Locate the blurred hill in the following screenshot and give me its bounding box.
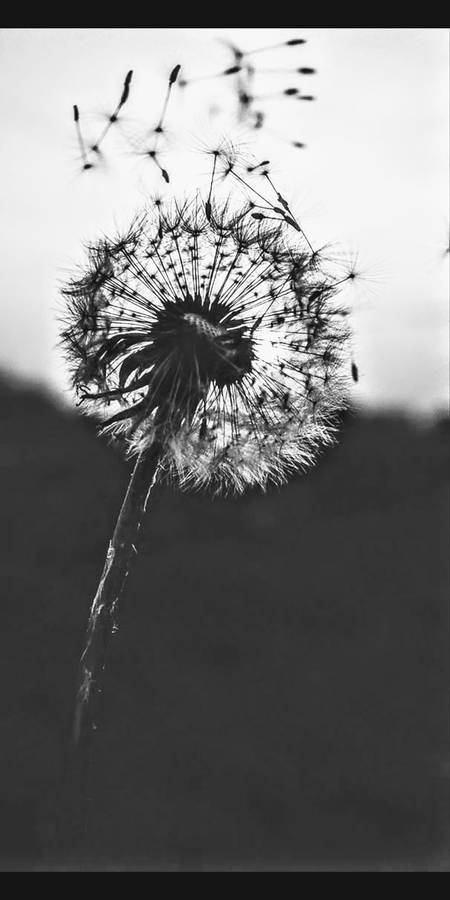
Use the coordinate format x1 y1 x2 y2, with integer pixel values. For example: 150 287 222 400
0 373 448 871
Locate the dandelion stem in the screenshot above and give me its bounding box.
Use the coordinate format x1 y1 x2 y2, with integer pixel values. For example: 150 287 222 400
53 441 163 864
73 441 163 749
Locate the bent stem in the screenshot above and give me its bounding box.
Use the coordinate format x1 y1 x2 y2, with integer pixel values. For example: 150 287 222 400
53 442 163 864
74 441 163 749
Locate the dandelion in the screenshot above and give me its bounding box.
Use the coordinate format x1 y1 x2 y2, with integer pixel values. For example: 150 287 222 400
59 185 354 834
62 197 351 494
60 33 361 863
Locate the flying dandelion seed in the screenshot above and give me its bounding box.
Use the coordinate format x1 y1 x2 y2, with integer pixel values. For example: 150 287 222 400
73 70 134 173
69 34 318 189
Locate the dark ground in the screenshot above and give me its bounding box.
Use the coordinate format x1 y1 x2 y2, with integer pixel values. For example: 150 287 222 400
0 373 448 871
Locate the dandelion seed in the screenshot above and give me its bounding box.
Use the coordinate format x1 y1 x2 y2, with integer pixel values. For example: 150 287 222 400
73 104 93 171
179 64 242 86
243 38 307 56
242 87 302 103
119 69 134 107
255 66 317 76
169 64 181 85
155 63 181 134
88 69 135 160
134 63 181 184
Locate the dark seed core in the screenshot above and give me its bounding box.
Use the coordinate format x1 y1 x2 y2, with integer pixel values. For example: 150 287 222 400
150 293 254 393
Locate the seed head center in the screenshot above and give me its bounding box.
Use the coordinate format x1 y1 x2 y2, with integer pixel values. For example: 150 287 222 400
183 312 225 341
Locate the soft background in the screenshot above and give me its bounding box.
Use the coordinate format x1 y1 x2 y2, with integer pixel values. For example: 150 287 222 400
0 28 448 871
0 26 448 414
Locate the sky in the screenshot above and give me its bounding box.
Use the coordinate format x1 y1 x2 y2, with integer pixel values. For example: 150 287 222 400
0 27 448 415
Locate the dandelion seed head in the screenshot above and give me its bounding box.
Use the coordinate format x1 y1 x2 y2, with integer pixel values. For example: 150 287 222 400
61 196 352 492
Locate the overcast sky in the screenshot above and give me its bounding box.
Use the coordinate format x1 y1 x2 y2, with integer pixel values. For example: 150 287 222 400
0 28 448 415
